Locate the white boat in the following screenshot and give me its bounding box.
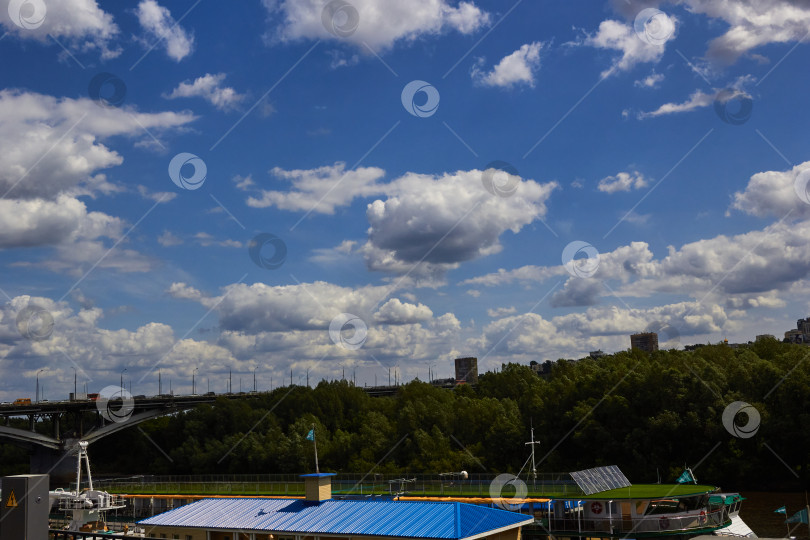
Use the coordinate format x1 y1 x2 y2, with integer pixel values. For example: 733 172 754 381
712 493 757 538
50 440 145 536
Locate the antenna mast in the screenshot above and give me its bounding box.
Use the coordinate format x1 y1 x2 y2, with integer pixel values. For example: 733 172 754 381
525 422 540 488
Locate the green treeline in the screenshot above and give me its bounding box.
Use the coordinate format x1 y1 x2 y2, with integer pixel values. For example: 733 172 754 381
9 340 810 489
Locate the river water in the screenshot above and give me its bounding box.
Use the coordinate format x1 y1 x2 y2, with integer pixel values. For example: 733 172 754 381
739 492 809 540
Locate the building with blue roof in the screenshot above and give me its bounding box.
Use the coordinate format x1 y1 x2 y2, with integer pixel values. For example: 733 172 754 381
139 474 533 540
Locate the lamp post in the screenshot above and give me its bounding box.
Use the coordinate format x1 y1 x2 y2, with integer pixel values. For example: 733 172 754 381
36 368 47 402
120 368 127 394
192 367 198 395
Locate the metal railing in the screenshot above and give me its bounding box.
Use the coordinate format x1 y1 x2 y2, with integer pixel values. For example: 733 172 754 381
58 493 127 511
548 507 727 535
50 530 160 539
95 472 586 498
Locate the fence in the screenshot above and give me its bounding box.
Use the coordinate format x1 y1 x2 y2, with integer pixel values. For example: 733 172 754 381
94 472 586 498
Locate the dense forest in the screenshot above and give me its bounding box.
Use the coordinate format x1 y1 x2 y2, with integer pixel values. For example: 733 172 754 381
3 339 810 490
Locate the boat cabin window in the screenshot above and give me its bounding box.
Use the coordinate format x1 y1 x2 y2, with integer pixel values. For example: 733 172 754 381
644 499 680 515
644 496 704 515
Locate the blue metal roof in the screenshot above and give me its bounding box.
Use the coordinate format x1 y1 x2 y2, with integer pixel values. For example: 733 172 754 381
139 498 533 538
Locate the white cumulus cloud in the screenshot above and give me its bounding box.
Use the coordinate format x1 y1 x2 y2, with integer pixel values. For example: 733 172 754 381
598 171 649 193
582 16 676 77
472 42 543 88
264 0 490 51
136 0 194 61
0 0 119 58
164 73 246 110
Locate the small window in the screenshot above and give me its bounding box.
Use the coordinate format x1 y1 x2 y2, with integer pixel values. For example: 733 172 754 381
186 536 193 540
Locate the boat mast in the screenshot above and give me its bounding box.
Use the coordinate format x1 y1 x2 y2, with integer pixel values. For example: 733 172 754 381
525 422 540 488
75 441 93 491
75 443 83 493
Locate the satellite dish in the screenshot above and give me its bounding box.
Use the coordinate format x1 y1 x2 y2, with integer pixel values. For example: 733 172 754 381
460 471 468 479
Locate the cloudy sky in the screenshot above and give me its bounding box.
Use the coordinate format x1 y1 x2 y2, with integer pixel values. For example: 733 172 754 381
2 0 810 399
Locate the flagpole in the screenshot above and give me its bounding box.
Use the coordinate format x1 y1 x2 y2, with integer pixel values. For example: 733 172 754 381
805 491 809 537
312 423 320 474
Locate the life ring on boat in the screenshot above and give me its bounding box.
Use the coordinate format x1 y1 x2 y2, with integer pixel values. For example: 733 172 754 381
699 510 707 524
659 517 670 529
591 502 603 514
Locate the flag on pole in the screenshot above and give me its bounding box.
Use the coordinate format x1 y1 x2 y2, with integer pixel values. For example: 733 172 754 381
775 506 787 515
306 428 315 441
786 508 809 524
676 469 695 484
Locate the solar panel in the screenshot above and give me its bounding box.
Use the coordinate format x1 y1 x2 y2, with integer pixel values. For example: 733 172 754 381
570 465 631 495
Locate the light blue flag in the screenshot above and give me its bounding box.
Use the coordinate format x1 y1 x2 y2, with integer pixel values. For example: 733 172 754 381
786 508 809 524
306 428 315 441
775 506 787 515
676 469 694 484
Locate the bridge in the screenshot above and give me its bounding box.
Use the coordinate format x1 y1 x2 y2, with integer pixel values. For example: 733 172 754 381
0 380 461 450
0 380 461 482
0 393 262 450
0 392 275 483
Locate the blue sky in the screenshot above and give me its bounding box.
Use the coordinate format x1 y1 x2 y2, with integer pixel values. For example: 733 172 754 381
2 0 810 399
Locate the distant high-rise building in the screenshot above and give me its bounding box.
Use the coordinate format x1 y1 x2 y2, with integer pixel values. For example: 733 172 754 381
798 318 810 338
630 332 659 352
784 317 810 344
454 357 478 384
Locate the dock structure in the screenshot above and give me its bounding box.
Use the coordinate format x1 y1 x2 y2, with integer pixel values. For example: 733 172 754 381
138 473 533 540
